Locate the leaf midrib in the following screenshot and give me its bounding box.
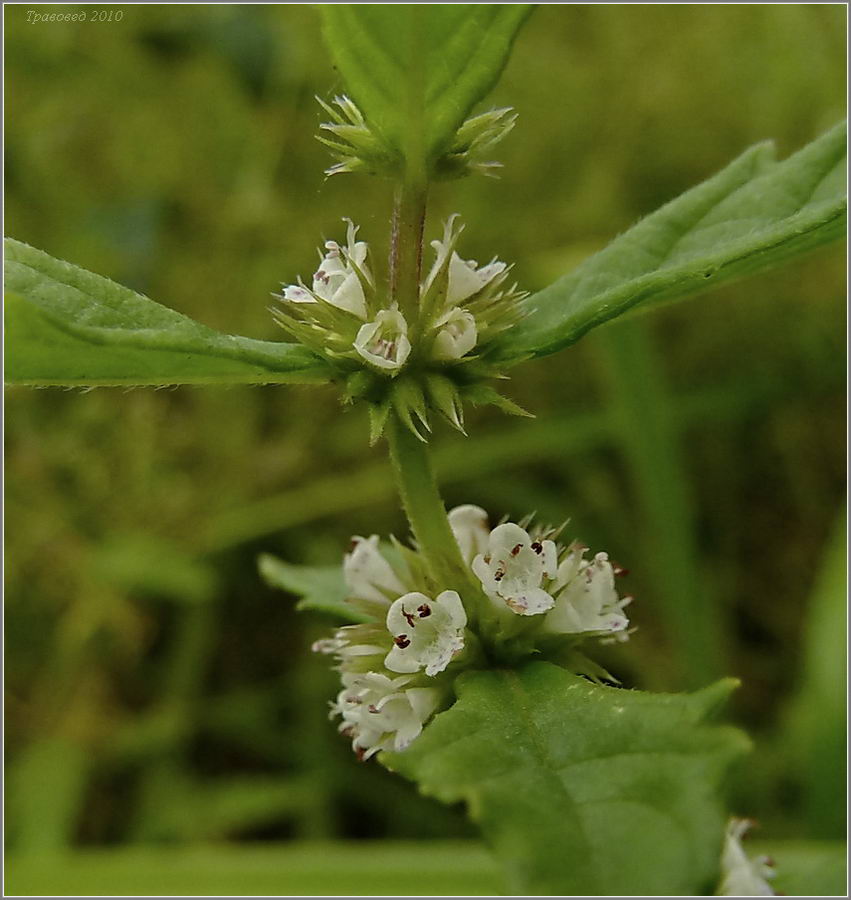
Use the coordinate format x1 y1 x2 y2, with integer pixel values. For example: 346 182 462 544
8 258 327 376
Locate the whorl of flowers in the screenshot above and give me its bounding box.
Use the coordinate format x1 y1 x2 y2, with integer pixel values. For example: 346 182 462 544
311 505 633 760
273 216 527 442
317 94 516 179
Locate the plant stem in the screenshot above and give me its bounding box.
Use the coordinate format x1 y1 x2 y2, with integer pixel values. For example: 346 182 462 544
389 180 427 330
386 412 475 597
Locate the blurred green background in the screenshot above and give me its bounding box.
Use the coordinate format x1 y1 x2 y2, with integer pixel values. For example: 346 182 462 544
4 4 846 895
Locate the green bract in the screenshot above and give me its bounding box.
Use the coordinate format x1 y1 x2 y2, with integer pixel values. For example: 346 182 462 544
319 5 531 178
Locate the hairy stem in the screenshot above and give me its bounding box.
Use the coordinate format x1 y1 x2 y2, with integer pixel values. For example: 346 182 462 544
386 412 478 600
389 180 427 331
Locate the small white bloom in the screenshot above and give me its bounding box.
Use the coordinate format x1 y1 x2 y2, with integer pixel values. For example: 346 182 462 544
446 253 507 305
312 247 367 319
448 504 490 566
279 221 371 319
344 535 407 609
472 522 558 616
332 671 440 759
545 550 630 636
717 819 776 896
421 217 508 308
312 624 387 661
354 308 412 372
432 308 478 361
282 284 315 304
385 590 467 676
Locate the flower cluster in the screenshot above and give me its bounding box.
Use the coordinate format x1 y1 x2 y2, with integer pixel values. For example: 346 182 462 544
716 819 776 896
273 218 526 440
311 505 632 760
317 95 516 180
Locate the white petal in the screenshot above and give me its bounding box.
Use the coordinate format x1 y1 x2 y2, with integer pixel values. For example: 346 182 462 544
354 309 411 371
435 590 468 630
446 253 483 304
433 309 478 360
448 504 490 565
504 587 555 616
405 687 441 722
540 540 558 579
344 535 406 606
328 271 367 318
488 522 532 554
386 592 431 635
282 284 315 304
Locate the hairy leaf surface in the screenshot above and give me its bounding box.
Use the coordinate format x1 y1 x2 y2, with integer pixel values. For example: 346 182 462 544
4 239 332 387
385 661 750 896
320 5 531 171
504 121 846 360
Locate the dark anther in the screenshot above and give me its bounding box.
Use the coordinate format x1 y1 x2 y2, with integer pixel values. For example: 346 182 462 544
494 566 505 582
367 704 379 714
417 604 432 618
510 543 523 556
531 541 543 554
402 608 417 628
394 634 411 649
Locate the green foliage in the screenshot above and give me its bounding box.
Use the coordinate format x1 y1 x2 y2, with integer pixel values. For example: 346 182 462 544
259 554 370 623
4 839 846 896
320 5 531 175
385 661 749 895
783 511 847 838
505 121 847 360
4 4 847 893
6 842 502 897
4 238 332 387
764 840 848 896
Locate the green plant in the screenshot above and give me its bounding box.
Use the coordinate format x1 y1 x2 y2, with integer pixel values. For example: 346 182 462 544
5 6 846 895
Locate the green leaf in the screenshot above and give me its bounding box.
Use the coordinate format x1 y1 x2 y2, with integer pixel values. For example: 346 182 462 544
385 661 749 896
504 121 847 360
258 553 370 623
320 5 531 173
4 238 333 387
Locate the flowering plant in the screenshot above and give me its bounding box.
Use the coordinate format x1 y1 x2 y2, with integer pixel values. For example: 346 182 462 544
5 6 845 895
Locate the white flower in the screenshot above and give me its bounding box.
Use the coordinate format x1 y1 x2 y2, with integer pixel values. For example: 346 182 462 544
344 535 407 611
432 308 478 361
354 308 412 372
332 671 440 760
281 284 315 304
717 819 776 896
421 217 508 308
446 252 507 306
545 549 631 637
472 522 558 616
384 590 467 676
312 221 370 318
279 220 371 319
312 624 387 662
448 504 490 566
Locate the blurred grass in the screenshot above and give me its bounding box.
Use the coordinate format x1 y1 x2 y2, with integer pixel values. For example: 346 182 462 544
4 1 846 887
5 840 846 897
